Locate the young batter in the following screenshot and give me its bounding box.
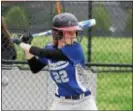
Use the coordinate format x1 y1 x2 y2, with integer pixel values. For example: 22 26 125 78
14 13 98 110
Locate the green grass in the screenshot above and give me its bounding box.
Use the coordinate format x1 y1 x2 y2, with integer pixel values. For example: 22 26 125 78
14 36 132 110
81 36 132 64
97 72 132 110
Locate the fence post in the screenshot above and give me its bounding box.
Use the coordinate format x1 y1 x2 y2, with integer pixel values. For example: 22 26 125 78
88 1 93 63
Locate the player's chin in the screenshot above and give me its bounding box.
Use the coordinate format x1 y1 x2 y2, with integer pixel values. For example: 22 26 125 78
65 40 74 45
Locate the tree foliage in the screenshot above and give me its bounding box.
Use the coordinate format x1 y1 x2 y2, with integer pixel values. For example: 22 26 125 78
92 5 112 31
5 6 29 28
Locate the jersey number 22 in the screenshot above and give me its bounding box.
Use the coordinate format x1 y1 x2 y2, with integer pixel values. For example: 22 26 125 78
52 70 69 83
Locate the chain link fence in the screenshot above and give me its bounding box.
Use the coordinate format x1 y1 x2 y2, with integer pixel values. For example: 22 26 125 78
1 1 132 110
2 66 97 110
91 2 132 66
2 66 132 110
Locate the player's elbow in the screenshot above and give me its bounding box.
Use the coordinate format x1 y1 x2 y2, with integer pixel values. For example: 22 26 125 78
31 70 39 74
29 65 44 74
30 68 41 74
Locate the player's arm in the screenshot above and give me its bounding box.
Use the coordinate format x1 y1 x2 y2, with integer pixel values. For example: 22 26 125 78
19 43 68 60
13 33 68 60
13 34 56 73
22 43 68 73
28 56 46 73
25 50 46 73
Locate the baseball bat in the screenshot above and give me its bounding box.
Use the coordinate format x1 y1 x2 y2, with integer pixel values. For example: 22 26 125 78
32 19 96 37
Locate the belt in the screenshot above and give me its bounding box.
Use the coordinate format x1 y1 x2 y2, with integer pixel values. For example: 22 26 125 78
55 91 91 100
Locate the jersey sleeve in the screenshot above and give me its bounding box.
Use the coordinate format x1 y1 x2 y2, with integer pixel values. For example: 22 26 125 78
60 42 85 65
39 56 48 65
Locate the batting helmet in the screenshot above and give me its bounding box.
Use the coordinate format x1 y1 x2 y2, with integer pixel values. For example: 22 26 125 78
52 13 82 40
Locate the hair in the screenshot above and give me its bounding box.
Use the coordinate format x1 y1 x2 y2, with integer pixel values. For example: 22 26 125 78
1 16 17 60
1 16 11 44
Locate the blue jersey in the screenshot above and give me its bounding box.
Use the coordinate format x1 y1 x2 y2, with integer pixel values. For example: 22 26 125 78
39 42 91 96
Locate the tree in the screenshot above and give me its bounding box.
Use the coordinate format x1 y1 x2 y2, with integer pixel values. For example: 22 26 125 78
4 6 29 28
125 9 132 31
92 5 112 31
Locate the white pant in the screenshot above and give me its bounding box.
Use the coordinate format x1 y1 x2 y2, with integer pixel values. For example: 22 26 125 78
50 95 98 110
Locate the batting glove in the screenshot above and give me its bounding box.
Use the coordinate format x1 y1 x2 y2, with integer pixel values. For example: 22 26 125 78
21 31 33 44
13 38 21 45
